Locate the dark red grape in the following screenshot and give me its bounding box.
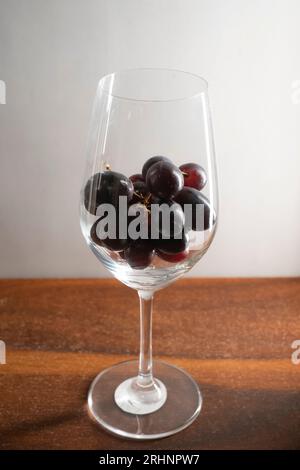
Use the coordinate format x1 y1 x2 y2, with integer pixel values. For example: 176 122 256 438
84 172 102 215
146 161 183 199
180 163 207 190
90 218 130 252
175 187 215 231
156 232 189 254
129 173 144 183
156 248 189 263
142 155 172 179
124 240 155 269
84 171 134 215
99 170 134 205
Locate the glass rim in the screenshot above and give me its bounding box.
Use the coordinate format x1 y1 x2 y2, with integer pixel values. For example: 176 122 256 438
97 67 208 103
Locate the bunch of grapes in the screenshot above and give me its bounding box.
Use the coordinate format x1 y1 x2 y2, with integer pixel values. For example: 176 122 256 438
84 156 214 269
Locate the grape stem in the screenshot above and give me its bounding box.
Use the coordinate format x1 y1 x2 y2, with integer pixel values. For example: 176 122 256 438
133 190 143 199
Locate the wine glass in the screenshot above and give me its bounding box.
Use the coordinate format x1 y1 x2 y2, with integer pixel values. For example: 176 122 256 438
80 68 218 440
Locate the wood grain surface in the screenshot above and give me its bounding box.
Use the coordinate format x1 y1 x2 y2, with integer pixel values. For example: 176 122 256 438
0 278 299 450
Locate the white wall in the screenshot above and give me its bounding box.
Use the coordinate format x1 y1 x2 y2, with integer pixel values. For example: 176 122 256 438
0 0 299 278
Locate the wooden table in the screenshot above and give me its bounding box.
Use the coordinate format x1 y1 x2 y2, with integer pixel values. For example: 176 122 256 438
0 278 299 450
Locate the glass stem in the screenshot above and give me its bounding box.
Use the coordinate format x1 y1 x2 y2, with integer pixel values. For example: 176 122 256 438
137 290 154 387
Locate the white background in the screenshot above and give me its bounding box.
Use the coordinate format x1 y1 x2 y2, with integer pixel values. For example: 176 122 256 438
0 0 299 278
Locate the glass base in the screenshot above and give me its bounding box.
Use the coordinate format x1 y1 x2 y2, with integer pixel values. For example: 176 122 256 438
115 375 167 415
87 359 202 440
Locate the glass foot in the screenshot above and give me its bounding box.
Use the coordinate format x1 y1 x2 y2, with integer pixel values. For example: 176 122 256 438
87 359 202 440
114 376 167 415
